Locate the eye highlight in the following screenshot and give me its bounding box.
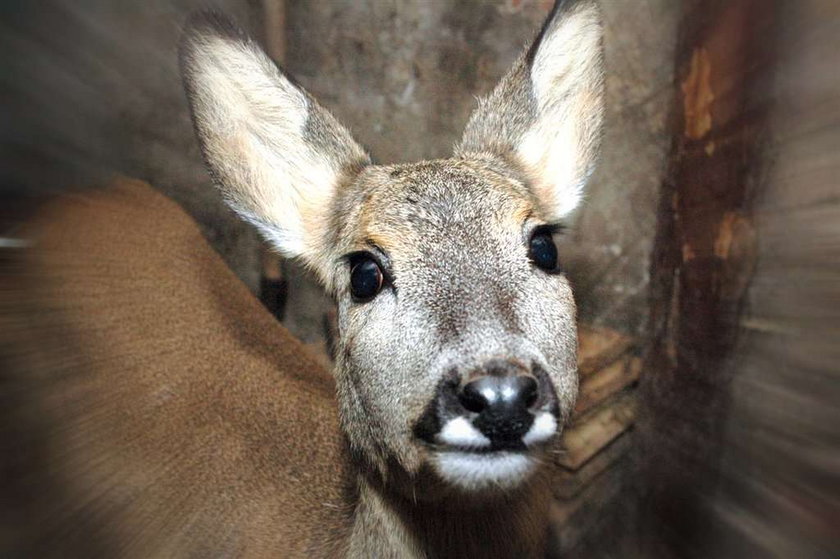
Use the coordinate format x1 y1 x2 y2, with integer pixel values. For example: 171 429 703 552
528 226 561 273
349 254 384 302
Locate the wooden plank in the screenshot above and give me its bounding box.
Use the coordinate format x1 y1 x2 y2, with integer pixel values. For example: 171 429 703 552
550 454 631 553
558 392 638 470
577 326 636 377
554 432 633 500
641 2 778 554
573 356 642 418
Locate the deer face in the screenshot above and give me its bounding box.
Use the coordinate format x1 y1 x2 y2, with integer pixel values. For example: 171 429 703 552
180 1 604 492
328 159 580 490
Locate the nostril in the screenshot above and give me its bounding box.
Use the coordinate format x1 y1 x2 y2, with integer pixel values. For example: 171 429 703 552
520 376 539 409
459 381 489 413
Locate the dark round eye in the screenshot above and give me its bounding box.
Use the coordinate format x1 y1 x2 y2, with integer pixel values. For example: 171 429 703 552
350 256 384 302
528 228 560 272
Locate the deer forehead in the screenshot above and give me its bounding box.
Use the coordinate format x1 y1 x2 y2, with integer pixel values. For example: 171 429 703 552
334 159 537 259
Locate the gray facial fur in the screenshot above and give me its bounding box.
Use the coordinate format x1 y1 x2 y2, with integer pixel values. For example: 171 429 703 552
330 159 580 477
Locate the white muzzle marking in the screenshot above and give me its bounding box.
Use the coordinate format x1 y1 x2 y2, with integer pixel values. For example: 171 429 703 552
437 417 492 448
522 411 557 446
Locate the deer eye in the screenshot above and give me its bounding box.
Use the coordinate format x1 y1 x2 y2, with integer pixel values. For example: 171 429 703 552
350 255 384 302
528 228 561 273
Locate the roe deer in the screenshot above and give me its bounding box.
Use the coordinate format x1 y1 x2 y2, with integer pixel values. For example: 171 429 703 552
0 1 604 557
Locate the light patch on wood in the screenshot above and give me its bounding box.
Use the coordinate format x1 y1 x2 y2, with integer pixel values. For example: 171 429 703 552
573 356 641 418
682 242 696 262
715 211 741 259
558 393 637 470
681 48 715 140
261 245 283 281
715 211 758 300
577 326 635 377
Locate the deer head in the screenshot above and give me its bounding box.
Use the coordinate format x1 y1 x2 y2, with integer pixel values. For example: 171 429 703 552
179 0 604 492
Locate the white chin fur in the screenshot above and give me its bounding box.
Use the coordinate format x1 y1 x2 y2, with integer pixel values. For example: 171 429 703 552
432 451 536 491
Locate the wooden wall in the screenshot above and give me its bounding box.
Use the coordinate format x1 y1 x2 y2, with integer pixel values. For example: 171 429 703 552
640 1 840 556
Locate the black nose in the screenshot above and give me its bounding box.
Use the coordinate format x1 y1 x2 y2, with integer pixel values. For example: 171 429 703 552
459 375 539 414
458 374 539 446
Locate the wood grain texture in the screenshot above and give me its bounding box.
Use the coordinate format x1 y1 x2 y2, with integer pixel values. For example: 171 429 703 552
638 1 786 556
574 355 641 418
558 392 637 470
554 432 633 500
577 326 635 377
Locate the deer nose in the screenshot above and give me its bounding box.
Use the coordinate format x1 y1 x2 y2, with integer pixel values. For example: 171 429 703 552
458 375 539 414
457 374 539 446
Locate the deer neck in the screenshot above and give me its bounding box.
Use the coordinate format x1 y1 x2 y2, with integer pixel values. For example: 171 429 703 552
347 467 554 558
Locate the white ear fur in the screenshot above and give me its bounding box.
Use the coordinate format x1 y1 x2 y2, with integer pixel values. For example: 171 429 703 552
180 14 369 269
520 1 604 217
457 0 605 220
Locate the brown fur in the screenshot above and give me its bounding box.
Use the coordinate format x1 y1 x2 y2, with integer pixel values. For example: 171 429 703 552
1 178 352 556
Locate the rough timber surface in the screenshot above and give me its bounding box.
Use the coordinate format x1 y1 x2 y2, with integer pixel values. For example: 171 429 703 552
559 392 638 471
549 453 632 555
574 355 642 418
577 326 636 377
554 432 633 500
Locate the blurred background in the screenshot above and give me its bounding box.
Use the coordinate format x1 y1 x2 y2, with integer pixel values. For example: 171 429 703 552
0 0 838 557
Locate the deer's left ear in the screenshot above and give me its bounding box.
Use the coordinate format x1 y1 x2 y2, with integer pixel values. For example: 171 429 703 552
457 0 605 219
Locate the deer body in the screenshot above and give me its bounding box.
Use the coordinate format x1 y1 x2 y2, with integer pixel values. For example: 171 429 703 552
2 1 605 556
2 180 353 556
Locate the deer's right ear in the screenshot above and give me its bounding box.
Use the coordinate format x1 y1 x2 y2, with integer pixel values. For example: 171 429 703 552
457 0 605 220
179 13 370 269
